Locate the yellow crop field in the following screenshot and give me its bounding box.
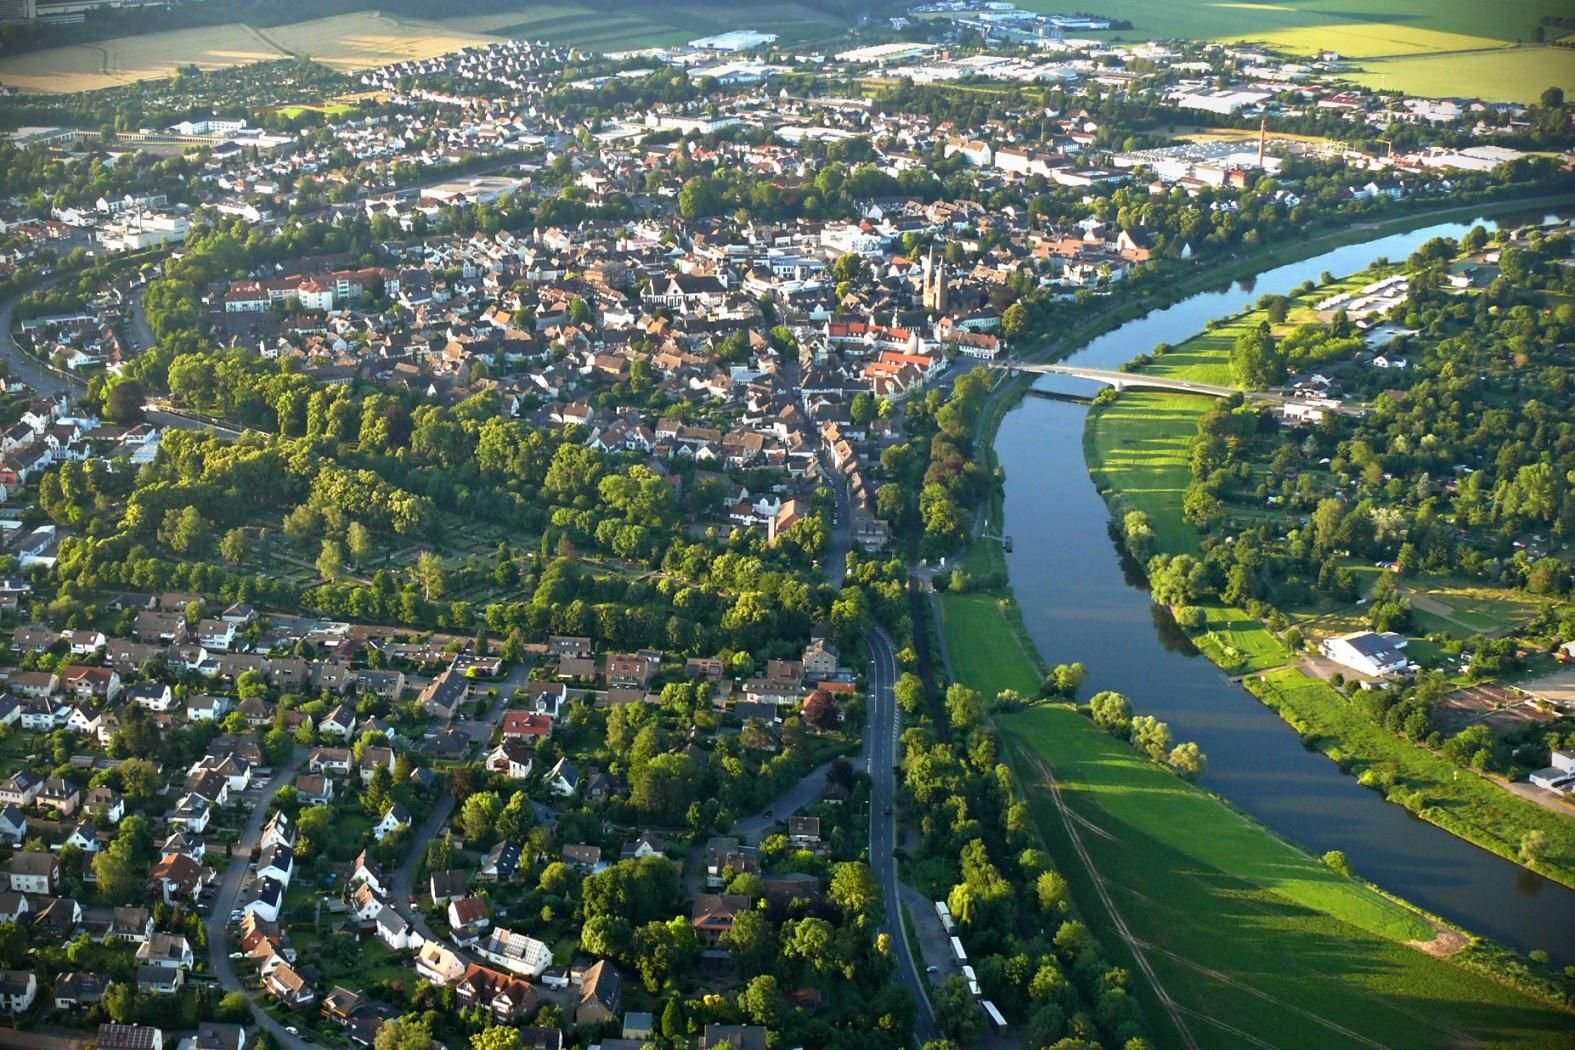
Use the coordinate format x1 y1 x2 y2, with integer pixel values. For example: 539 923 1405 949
253 12 501 72
0 12 501 95
0 23 286 94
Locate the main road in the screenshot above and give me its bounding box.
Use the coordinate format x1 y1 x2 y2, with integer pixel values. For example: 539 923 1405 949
866 626 939 1044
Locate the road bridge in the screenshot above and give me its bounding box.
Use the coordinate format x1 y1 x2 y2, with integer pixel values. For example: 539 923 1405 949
992 362 1365 415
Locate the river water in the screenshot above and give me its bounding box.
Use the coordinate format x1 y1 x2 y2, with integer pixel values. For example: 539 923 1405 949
995 211 1575 959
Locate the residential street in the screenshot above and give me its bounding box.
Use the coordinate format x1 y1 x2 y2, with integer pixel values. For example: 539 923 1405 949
201 750 311 1050
389 662 529 940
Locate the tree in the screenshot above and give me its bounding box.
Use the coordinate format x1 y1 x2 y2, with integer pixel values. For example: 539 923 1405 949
1167 741 1206 778
1001 301 1028 338
850 392 876 426
945 683 985 732
829 861 881 921
347 521 372 568
738 973 783 1026
219 527 251 566
895 672 926 714
470 1028 519 1050
218 990 252 1022
459 791 501 842
1520 830 1548 865
159 505 208 554
1088 691 1131 735
933 975 984 1044
92 844 139 904
373 1015 432 1050
1035 870 1070 915
803 690 839 730
1129 715 1172 762
317 539 345 583
414 551 447 601
782 916 837 973
106 379 147 424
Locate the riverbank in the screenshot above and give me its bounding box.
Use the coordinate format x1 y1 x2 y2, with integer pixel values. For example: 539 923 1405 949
1080 262 1575 889
922 198 1575 1044
939 189 1575 727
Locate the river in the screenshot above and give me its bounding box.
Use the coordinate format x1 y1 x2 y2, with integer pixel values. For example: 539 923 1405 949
994 210 1575 960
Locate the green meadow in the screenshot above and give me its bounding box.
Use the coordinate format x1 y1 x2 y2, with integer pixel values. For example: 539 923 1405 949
999 705 1575 1050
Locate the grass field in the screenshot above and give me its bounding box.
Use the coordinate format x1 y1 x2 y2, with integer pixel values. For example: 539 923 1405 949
268 102 358 119
934 591 1043 700
438 2 848 52
0 12 499 94
1347 47 1575 104
999 706 1575 1050
1193 601 1293 673
1086 389 1210 554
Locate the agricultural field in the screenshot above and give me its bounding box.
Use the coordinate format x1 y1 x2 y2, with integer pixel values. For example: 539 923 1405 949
1346 47 1575 104
0 23 287 94
1015 0 1574 102
438 1 849 52
999 705 1575 1050
0 12 500 94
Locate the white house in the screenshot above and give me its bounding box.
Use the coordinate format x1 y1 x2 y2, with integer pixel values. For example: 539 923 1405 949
373 803 411 842
374 908 422 951
1319 631 1409 677
545 757 579 797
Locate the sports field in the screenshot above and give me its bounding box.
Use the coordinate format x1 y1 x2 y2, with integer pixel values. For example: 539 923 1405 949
439 1 847 52
0 12 500 94
999 706 1575 1050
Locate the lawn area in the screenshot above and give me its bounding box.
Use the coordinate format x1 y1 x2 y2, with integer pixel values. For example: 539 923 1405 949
1192 601 1293 674
999 705 1575 1050
1247 668 1575 885
270 102 358 119
1085 389 1211 555
934 591 1042 701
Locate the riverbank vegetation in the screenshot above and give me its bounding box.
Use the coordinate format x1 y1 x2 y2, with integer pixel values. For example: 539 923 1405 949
1086 223 1575 886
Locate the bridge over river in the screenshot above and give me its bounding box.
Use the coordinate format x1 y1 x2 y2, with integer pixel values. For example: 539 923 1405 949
989 362 1366 415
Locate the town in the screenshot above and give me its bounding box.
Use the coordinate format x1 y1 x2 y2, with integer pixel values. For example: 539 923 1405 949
0 3 1570 1050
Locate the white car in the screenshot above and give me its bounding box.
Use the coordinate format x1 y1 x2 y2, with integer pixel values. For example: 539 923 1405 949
285 1027 299 1036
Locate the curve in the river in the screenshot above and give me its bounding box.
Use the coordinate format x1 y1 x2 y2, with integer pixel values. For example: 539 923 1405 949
996 210 1575 962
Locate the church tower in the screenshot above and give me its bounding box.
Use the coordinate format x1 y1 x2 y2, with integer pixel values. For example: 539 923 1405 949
923 243 949 314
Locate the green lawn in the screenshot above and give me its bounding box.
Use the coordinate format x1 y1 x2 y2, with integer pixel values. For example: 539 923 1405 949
1247 668 1575 885
934 591 1042 701
999 706 1575 1050
1192 601 1293 674
1085 389 1211 555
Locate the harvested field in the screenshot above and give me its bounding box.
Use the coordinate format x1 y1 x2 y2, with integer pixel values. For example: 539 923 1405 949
255 12 499 73
0 12 499 95
0 23 285 94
